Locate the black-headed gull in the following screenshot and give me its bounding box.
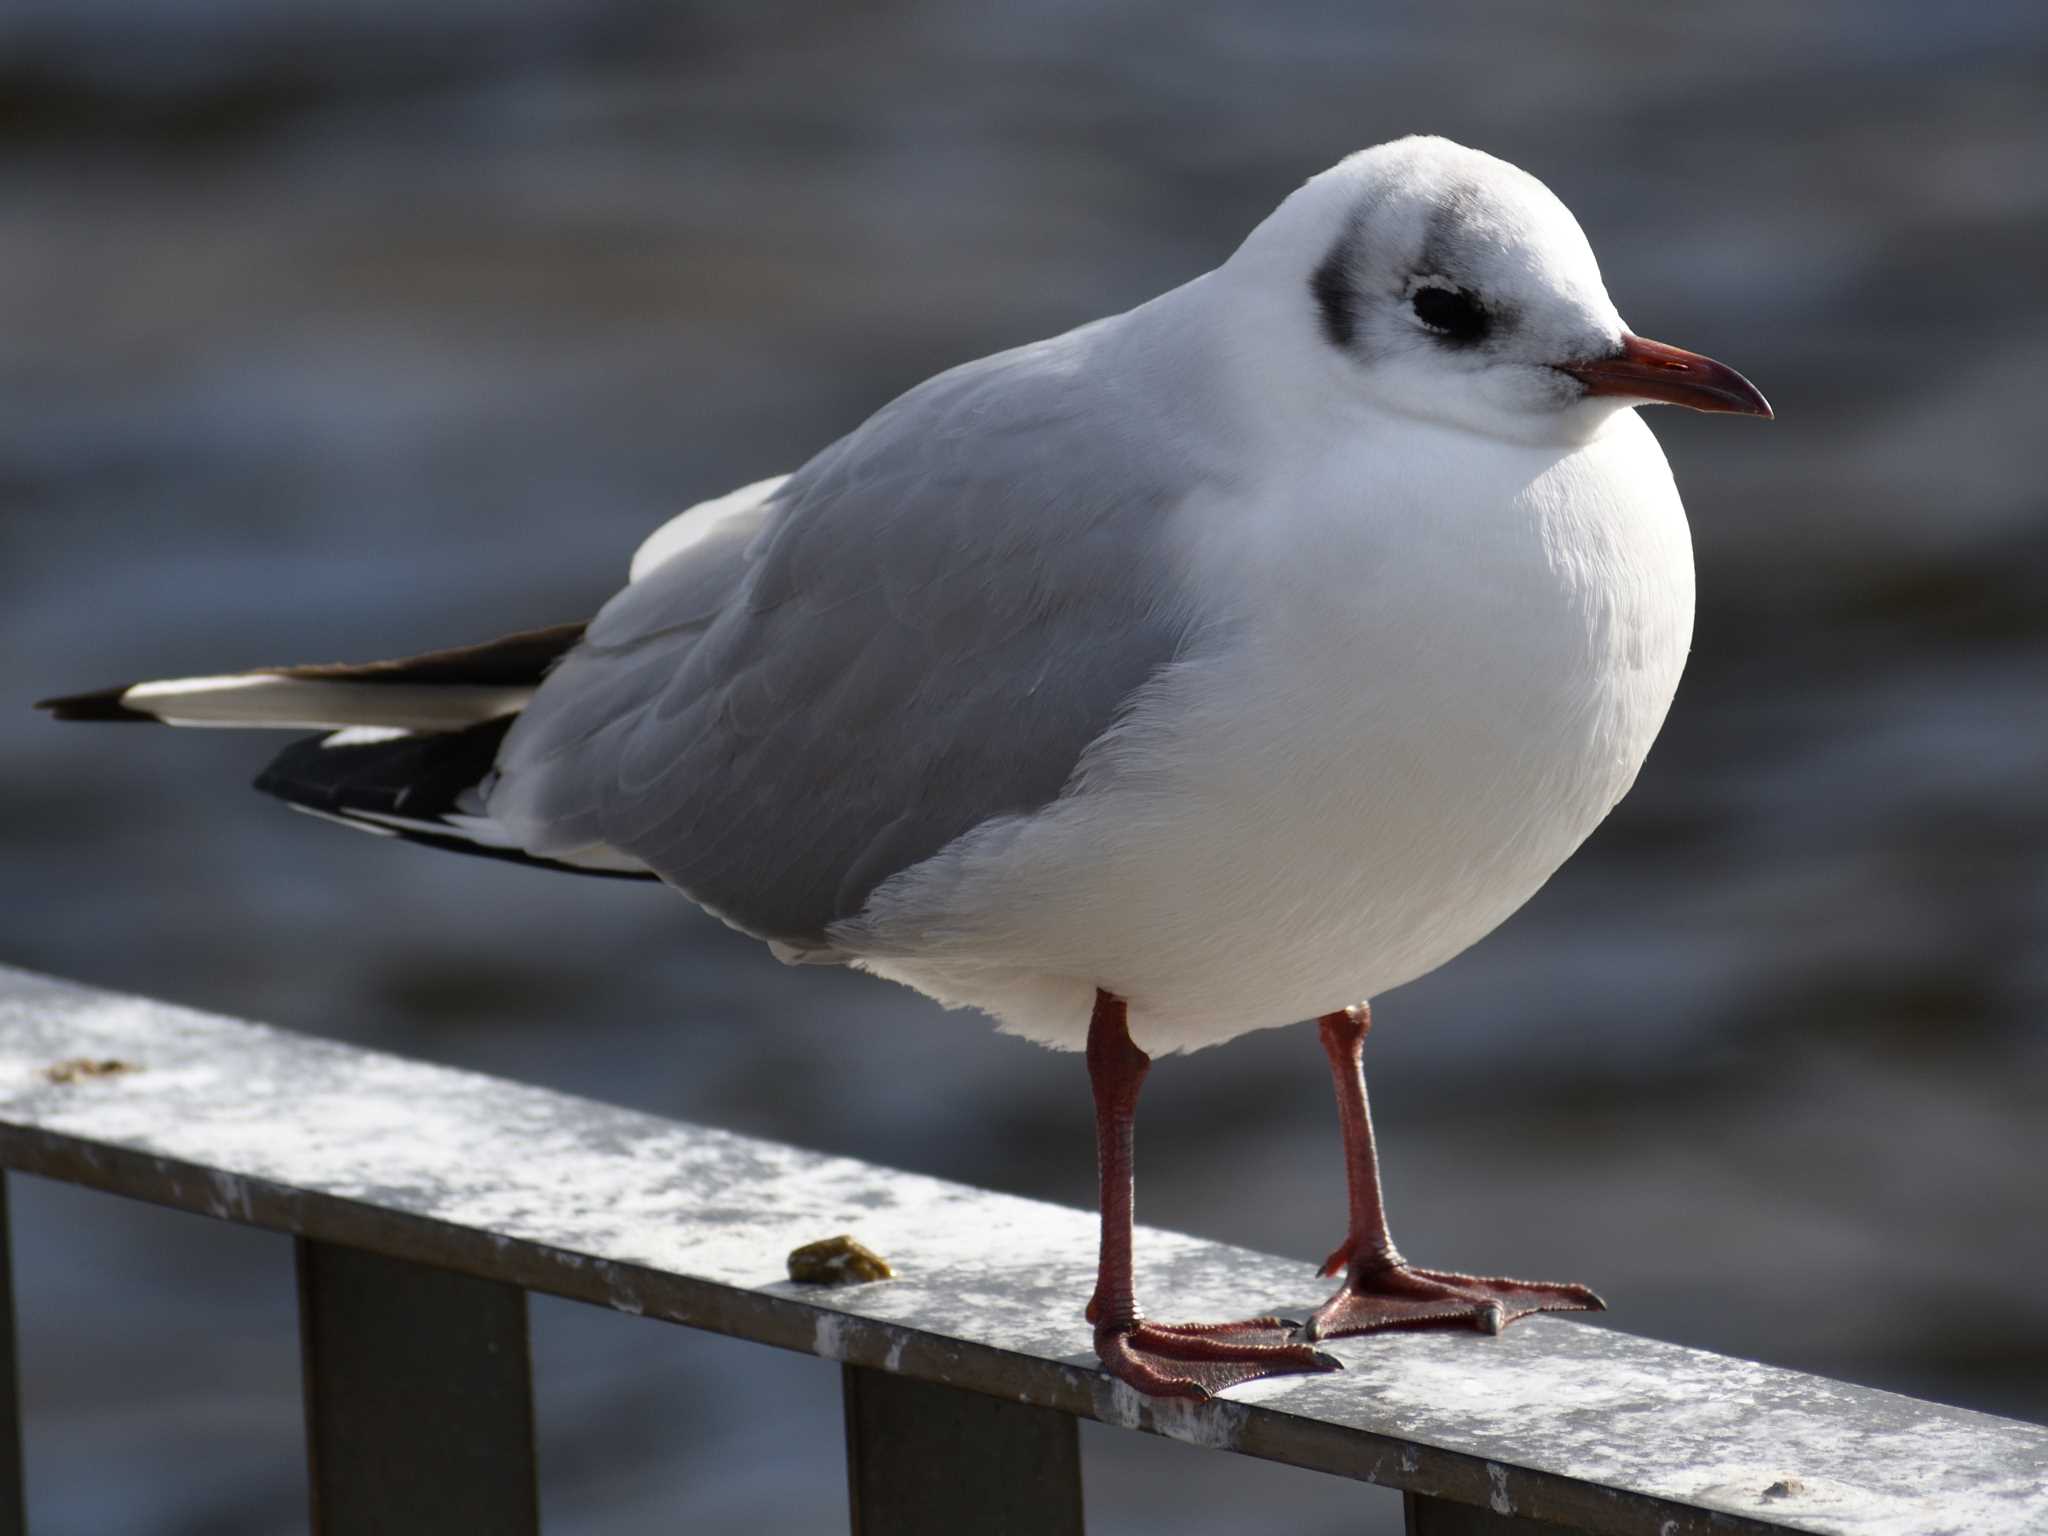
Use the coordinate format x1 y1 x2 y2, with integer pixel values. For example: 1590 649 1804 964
42 136 1769 1399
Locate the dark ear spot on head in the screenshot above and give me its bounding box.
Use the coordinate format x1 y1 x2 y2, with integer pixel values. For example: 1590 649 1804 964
1310 229 1358 350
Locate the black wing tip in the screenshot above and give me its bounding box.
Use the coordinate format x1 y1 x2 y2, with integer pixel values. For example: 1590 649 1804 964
34 686 156 722
369 823 662 882
256 725 659 884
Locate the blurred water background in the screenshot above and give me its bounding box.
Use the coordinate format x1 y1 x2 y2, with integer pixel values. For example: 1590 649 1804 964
4 2 2046 1531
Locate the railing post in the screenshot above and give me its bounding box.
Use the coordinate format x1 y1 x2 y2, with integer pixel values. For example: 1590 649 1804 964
843 1364 1084 1535
296 1238 539 1535
0 1177 24 1536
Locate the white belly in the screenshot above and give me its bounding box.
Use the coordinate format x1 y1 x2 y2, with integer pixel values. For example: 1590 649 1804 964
844 413 1695 1053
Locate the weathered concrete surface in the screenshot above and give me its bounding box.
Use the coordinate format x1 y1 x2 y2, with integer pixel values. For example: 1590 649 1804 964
0 965 2041 1535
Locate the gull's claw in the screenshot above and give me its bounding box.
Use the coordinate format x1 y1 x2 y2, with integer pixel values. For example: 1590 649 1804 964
1301 1254 1602 1342
1096 1317 1343 1399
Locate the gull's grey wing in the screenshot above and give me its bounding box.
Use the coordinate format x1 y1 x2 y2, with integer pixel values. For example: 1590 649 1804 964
486 320 1203 951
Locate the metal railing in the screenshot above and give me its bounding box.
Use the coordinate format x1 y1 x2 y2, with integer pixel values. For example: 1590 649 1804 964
0 964 2043 1535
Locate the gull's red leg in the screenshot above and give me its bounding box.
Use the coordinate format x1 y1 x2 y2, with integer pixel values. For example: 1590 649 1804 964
1304 1004 1603 1341
1086 990 1341 1398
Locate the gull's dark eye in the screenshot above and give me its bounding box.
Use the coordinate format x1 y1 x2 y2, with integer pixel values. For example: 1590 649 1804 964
1411 283 1489 344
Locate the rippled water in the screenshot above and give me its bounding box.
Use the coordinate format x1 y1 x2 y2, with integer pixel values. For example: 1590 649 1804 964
4 3 2045 1531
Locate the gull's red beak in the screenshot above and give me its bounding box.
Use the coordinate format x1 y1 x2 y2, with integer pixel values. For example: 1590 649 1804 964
1559 334 1773 419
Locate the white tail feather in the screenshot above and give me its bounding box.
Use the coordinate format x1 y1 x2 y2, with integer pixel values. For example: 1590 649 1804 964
118 676 534 732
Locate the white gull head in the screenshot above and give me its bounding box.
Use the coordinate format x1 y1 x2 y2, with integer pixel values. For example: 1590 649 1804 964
1215 136 1768 447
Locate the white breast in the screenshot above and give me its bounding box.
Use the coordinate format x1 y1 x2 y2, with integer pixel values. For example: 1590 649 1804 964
848 411 1694 1054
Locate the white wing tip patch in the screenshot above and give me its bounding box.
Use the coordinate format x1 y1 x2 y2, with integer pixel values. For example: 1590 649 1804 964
320 726 416 749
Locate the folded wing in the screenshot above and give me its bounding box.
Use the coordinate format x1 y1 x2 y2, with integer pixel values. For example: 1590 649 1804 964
489 322 1201 954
